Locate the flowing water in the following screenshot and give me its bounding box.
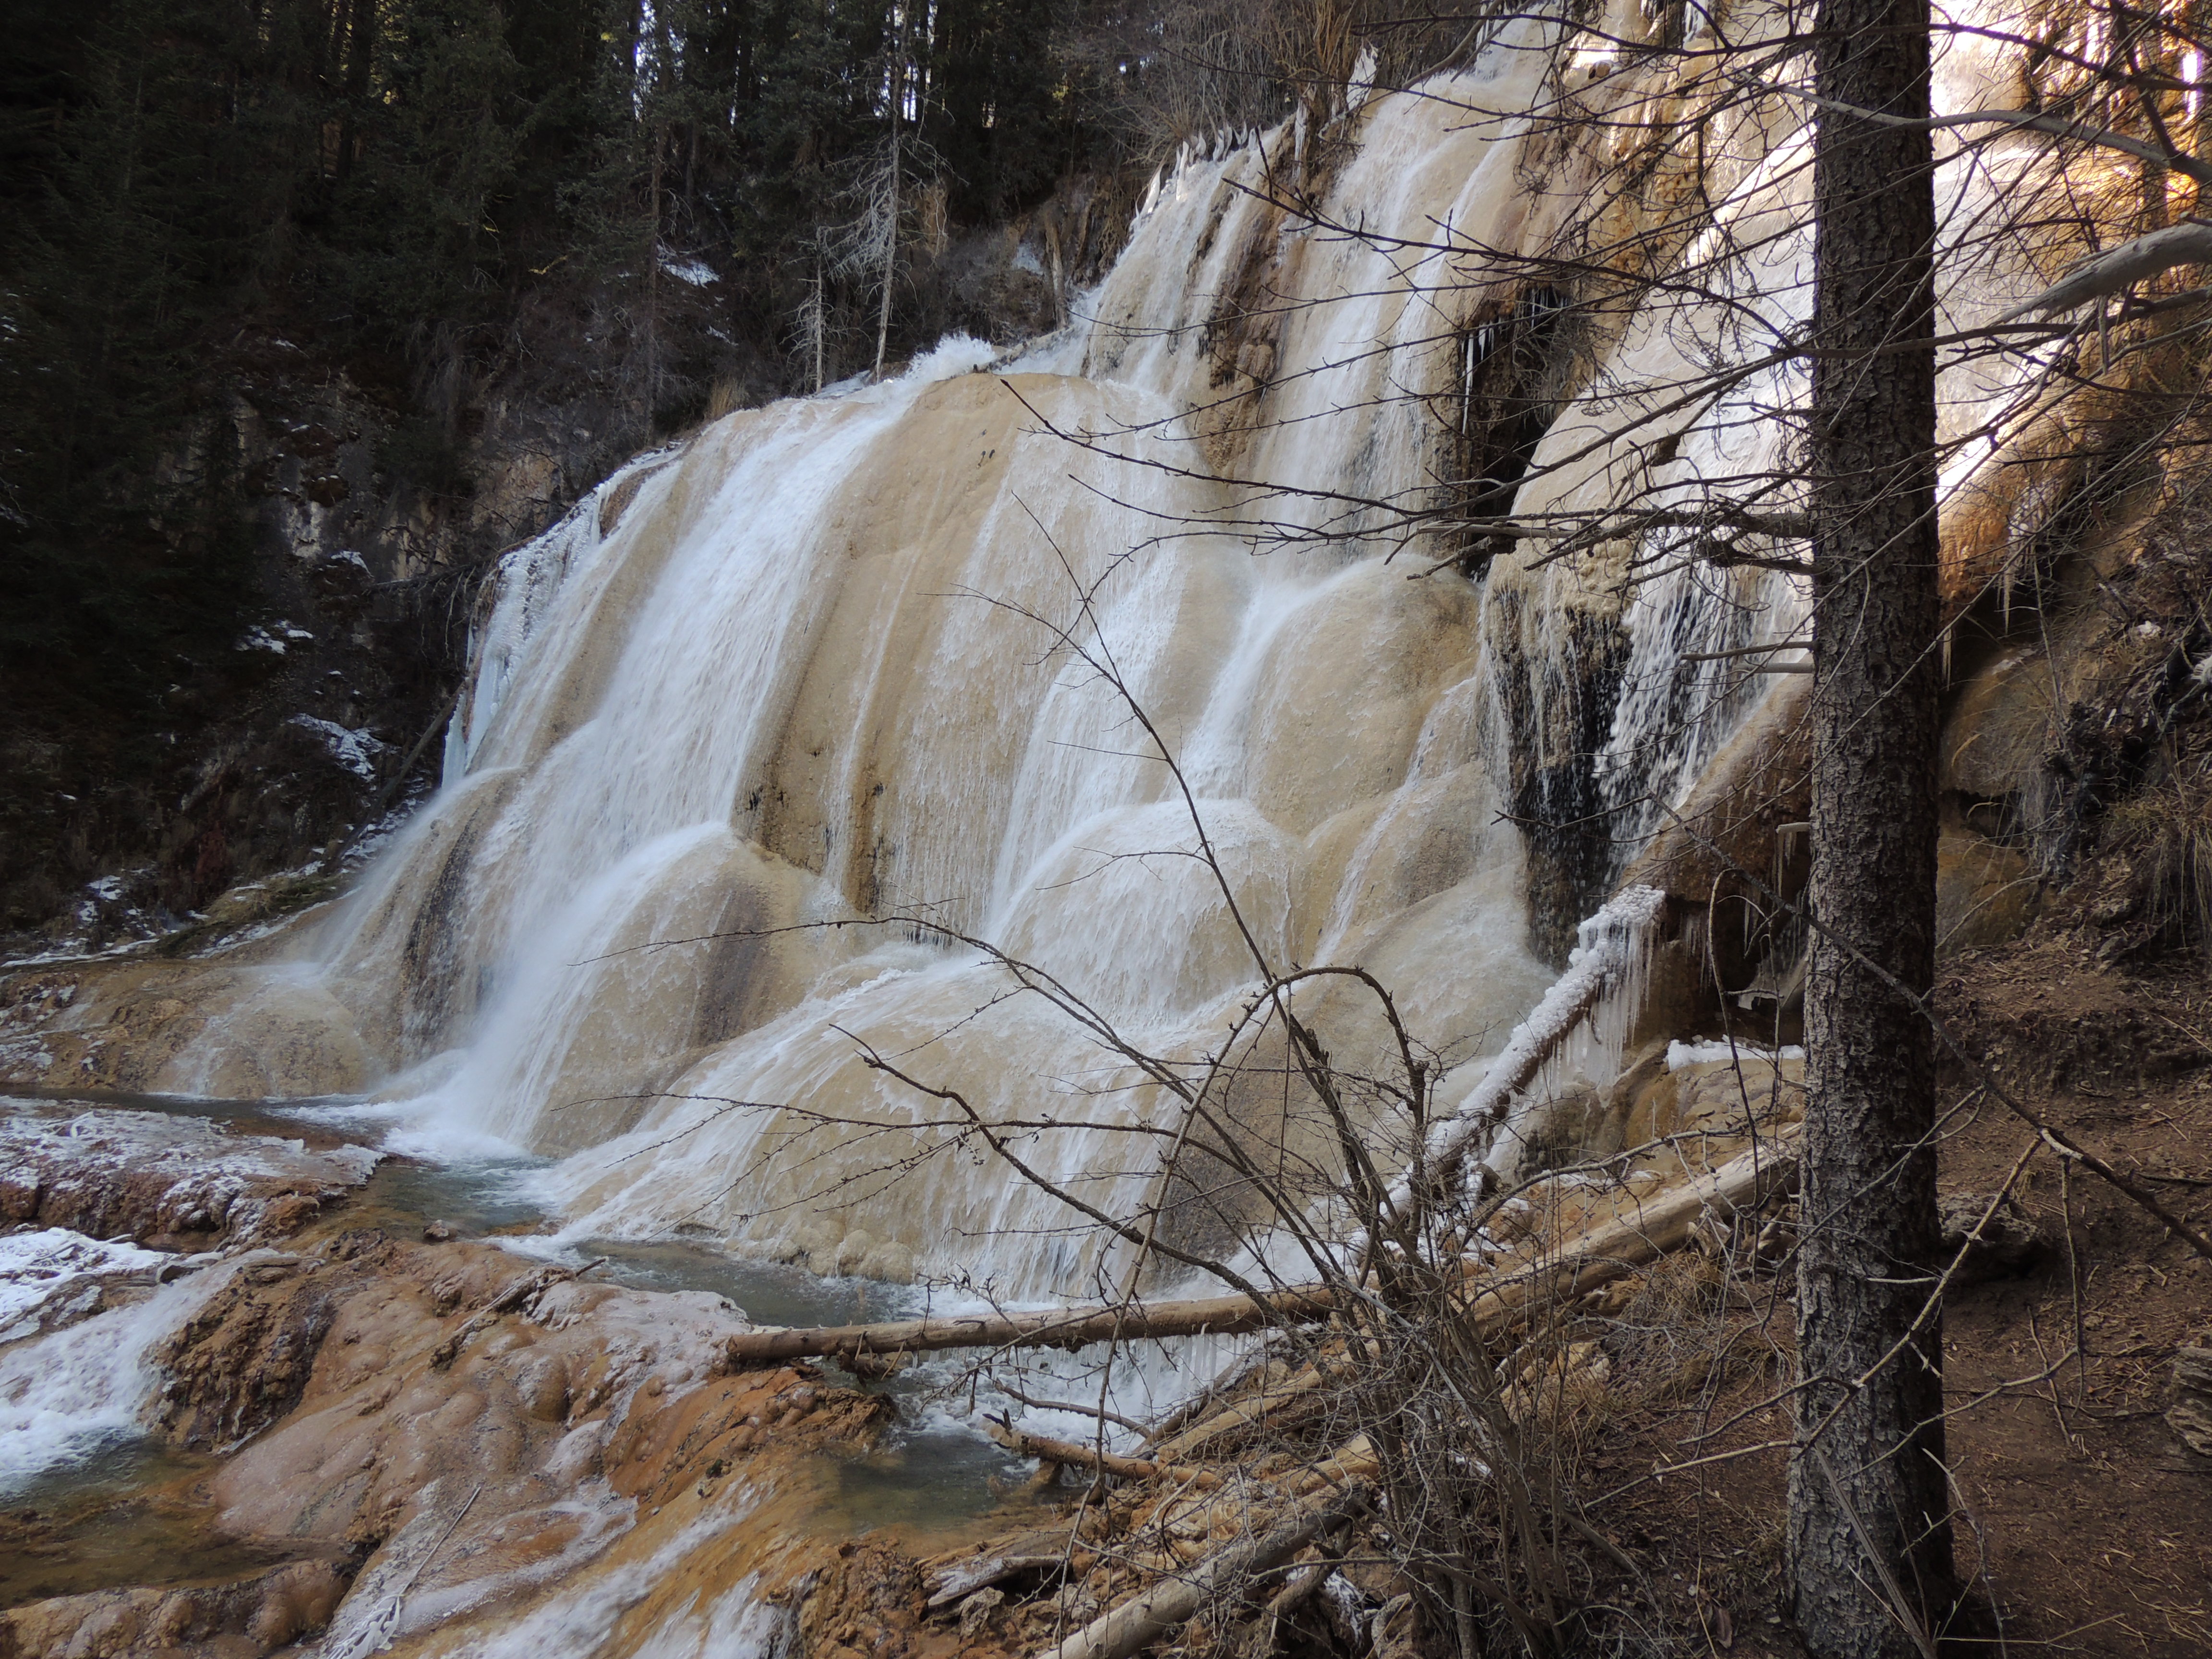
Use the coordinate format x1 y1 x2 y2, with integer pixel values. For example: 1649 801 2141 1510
146 0 2052 1308
1 3 2090 1647
35 0 2049 1422
157 32 1627 1298
0 1248 245 1493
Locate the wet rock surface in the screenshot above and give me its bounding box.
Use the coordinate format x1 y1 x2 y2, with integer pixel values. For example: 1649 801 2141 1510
157 1261 340 1453
1 1144 922 1659
1 1557 358 1659
0 1105 379 1253
0 954 372 1100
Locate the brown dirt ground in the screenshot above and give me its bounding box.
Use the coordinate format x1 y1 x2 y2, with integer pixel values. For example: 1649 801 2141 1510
1573 930 2212 1657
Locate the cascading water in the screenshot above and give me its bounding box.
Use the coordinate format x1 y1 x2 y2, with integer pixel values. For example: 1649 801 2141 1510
154 0 2044 1310
0 12 2122 1654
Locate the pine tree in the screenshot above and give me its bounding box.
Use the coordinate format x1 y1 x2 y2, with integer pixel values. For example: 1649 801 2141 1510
1790 0 1956 1650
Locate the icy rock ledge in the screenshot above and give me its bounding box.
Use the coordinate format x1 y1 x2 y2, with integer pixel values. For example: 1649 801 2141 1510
1 1103 381 1252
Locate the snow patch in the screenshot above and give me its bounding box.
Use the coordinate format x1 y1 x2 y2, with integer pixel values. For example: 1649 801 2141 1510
658 248 720 287
288 714 386 779
0 1105 382 1220
1665 1040 1805 1071
0 1228 171 1343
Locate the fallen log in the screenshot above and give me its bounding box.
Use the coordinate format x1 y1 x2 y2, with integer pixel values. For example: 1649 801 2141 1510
1154 1133 1803 1457
1152 1361 1345 1460
924 1524 1099 1608
721 1133 1801 1372
1031 1485 1372 1659
1137 1350 1288 1447
1453 1129 1801 1330
927 1552 1067 1609
1406 885 1667 1202
985 1420 1222 1489
721 1285 1348 1369
1288 1435 1378 1497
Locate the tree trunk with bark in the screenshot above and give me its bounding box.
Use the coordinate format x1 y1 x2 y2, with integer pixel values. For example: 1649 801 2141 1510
1791 0 1956 1651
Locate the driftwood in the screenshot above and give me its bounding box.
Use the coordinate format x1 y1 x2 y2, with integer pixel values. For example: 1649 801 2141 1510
1030 1485 1372 1659
1001 1140 1800 1659
1400 885 1667 1208
1153 1356 1361 1460
995 1142 1800 1659
722 1286 1347 1370
723 1134 1799 1377
986 1421 1223 1489
1193 1137 1807 1461
1138 1349 1291 1447
1453 1130 1800 1327
730 893 1674 1376
1288 1435 1378 1497
926 1527 1082 1610
928 1553 1067 1609
1154 1134 1802 1457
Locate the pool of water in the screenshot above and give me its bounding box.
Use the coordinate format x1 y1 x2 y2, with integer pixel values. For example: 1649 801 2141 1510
0 1439 323 1611
5 1092 1042 1538
348 1153 555 1239
568 1238 1032 1527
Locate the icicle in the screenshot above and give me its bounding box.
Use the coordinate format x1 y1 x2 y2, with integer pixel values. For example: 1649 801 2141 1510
1347 44 1379 111
1134 166 1163 228
1382 884 1667 1223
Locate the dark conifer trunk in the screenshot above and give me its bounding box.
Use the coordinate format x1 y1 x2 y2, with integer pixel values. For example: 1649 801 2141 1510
1790 0 1954 1651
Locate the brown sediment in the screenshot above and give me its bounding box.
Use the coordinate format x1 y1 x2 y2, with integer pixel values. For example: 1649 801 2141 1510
0 1220 903 1656
0 1557 360 1656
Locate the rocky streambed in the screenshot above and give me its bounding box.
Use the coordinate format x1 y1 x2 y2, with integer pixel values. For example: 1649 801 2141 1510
0 1016 1836 1659
0 1095 1077 1658
6 865 2208 1659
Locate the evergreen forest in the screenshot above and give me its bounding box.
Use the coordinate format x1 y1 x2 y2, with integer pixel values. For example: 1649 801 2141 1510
0 0 1330 921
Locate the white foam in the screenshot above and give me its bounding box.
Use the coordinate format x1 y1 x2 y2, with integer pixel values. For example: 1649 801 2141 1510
276 1096 533 1166
899 332 998 384
0 1254 245 1491
0 1227 170 1341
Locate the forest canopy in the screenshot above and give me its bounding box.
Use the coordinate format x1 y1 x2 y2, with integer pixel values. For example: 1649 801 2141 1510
0 0 1376 739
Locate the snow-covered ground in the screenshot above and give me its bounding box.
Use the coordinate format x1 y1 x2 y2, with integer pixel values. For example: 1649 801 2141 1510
0 1226 173 1343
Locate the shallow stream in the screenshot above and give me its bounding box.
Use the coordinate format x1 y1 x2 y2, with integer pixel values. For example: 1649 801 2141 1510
0 1086 1044 1611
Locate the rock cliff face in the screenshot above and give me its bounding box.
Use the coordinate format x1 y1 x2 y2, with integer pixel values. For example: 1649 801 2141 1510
0 360 645 955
